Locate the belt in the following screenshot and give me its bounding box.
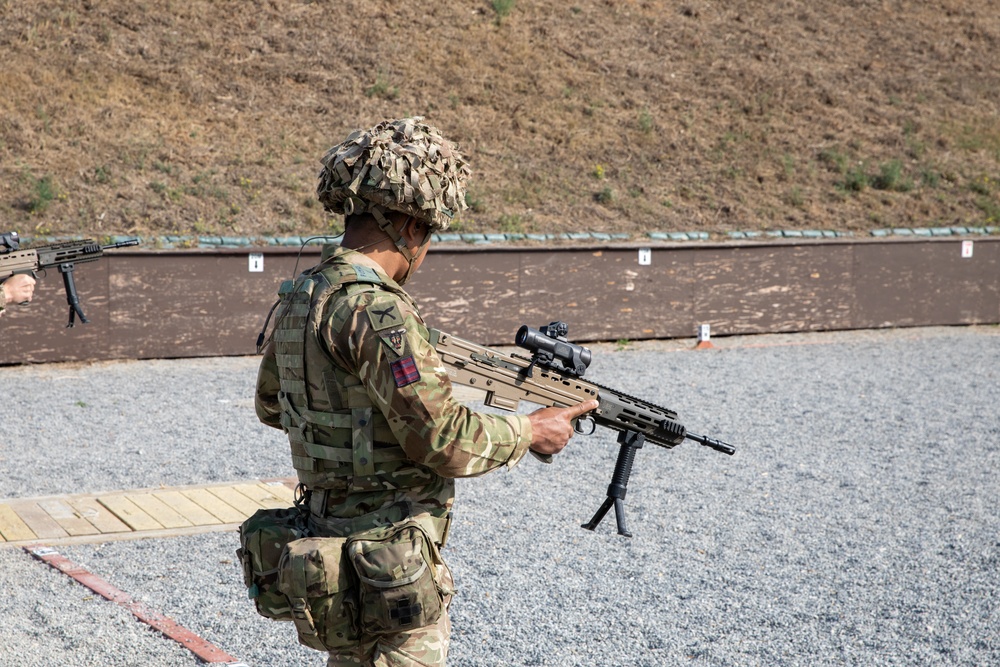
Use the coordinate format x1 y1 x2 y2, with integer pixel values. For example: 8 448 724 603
306 495 452 547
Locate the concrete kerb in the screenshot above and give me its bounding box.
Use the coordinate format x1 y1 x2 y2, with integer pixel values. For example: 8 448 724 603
13 226 1000 249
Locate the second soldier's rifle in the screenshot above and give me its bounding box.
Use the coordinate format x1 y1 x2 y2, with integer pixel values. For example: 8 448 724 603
430 321 736 537
0 231 140 327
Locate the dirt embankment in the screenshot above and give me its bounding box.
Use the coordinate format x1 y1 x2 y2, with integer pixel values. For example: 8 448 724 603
1 1 998 240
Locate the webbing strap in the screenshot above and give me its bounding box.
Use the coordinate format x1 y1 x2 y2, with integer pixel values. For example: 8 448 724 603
306 504 452 547
352 407 376 482
300 410 352 429
282 302 312 318
412 513 452 548
300 441 408 464
278 393 354 431
372 207 414 261
280 378 307 395
272 328 304 343
289 601 324 651
291 454 324 473
345 384 373 409
275 353 304 369
286 554 321 649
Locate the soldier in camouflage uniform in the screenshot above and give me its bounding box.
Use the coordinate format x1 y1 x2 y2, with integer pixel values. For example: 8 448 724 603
255 117 597 667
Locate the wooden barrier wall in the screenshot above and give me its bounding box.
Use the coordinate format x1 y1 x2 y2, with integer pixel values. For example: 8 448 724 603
1 238 997 365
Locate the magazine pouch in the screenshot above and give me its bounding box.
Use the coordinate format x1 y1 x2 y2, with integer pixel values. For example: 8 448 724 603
346 519 447 635
236 506 310 620
277 536 358 651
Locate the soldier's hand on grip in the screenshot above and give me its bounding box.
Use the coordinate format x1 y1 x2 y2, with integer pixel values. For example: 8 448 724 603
3 273 35 305
527 399 599 456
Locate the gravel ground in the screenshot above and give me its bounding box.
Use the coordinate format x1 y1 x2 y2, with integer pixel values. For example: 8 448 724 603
1 325 998 667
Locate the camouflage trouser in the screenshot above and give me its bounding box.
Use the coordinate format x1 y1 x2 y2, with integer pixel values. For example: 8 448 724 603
326 606 451 667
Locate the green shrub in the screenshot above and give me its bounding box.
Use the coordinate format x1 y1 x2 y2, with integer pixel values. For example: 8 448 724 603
28 175 57 212
842 164 869 192
492 0 516 23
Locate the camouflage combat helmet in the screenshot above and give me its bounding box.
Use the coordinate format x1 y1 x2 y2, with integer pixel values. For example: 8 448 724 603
317 117 470 231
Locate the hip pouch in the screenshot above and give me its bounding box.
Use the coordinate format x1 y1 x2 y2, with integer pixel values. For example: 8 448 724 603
346 519 449 635
277 536 359 652
236 506 310 621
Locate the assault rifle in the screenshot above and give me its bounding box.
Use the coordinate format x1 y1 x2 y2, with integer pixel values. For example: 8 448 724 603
430 321 736 537
0 231 140 327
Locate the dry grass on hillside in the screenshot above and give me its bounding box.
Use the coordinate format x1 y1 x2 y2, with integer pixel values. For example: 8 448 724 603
1 0 999 240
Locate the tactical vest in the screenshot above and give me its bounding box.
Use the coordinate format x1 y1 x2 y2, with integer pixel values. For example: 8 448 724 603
272 260 418 494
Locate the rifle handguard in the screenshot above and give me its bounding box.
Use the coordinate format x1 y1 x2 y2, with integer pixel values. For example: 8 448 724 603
658 419 687 445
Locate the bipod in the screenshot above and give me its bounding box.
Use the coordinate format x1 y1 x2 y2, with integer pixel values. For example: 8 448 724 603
582 429 645 537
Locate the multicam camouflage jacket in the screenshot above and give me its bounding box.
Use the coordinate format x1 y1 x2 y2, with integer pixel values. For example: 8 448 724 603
255 246 532 536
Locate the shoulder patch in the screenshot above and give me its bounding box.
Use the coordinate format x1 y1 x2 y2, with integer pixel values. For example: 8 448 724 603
352 264 383 284
366 300 406 332
390 356 421 388
379 327 409 358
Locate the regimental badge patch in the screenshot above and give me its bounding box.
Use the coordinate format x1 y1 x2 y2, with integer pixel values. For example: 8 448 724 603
390 356 420 388
387 328 406 355
366 300 406 331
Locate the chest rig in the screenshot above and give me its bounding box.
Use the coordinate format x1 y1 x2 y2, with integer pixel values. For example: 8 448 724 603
272 260 414 493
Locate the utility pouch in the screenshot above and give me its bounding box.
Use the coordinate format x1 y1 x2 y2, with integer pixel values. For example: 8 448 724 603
277 536 359 651
346 519 450 635
235 506 310 620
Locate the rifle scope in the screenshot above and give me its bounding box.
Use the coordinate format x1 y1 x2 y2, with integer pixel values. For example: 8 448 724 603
0 231 20 254
515 322 592 377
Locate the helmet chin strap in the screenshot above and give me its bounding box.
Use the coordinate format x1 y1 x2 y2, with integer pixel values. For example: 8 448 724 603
371 208 431 286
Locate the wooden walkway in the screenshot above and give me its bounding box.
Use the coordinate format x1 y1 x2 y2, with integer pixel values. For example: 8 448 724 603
0 478 295 547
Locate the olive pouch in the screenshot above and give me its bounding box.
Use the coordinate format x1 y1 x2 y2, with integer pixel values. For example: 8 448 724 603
346 520 450 635
277 536 359 651
235 506 310 621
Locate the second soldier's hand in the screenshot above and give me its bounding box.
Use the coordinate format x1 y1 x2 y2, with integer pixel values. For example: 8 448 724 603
527 399 599 456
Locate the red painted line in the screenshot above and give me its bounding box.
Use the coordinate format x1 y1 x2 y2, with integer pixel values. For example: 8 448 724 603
24 545 247 666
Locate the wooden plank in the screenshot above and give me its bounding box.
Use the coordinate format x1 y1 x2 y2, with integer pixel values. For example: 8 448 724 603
232 483 289 509
0 504 36 542
206 486 266 518
126 494 193 530
106 253 284 359
9 502 68 539
152 491 222 526
37 500 100 537
852 241 1000 327
97 495 161 532
260 480 295 504
68 497 132 534
182 488 246 524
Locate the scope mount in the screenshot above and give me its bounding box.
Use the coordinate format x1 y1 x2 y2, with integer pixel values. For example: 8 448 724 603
1 231 20 254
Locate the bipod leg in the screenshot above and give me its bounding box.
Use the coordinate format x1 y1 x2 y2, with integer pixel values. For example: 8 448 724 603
60 263 88 327
582 429 645 537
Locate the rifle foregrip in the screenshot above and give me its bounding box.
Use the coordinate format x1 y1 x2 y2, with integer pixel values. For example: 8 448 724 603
582 430 645 537
60 263 88 327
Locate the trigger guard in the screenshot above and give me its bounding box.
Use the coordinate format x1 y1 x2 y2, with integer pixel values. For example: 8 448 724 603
574 415 597 436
